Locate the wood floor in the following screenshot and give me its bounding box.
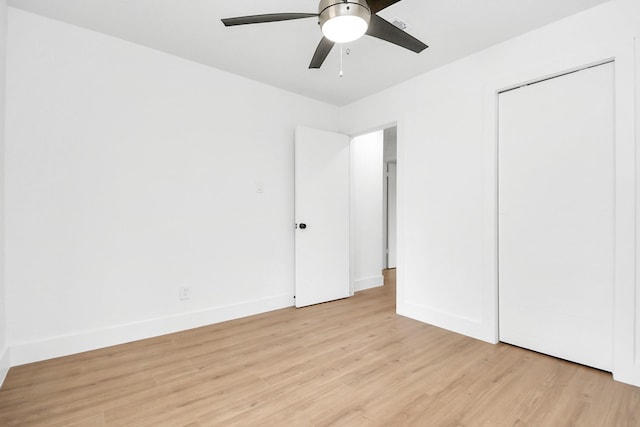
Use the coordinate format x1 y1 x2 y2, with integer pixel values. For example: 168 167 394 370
1 270 639 426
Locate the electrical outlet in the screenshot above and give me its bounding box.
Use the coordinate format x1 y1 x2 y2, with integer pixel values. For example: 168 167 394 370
179 286 191 300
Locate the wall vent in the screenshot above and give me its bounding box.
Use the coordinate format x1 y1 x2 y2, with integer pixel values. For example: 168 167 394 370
390 17 408 31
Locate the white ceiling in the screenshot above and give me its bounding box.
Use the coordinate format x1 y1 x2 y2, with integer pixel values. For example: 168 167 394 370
8 0 611 106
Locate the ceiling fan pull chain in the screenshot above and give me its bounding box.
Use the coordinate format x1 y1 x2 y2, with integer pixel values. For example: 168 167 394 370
340 43 344 77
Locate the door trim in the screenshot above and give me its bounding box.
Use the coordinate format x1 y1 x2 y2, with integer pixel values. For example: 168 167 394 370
482 38 638 385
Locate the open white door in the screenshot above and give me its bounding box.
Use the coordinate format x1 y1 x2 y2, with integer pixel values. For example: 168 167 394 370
295 126 350 308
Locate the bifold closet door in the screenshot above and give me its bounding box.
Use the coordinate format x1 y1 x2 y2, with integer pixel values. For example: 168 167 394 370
498 62 615 371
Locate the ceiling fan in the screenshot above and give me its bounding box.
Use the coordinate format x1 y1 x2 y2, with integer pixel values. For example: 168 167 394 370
222 0 428 69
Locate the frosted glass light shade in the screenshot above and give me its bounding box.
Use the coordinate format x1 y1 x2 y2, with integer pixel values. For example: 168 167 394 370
318 0 371 44
321 15 368 43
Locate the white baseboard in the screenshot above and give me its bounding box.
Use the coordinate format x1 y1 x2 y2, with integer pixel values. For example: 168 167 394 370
0 345 9 388
10 293 294 367
397 301 493 344
354 275 384 292
613 363 640 387
399 303 640 388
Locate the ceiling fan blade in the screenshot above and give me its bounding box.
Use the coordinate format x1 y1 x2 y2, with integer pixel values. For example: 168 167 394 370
222 13 317 27
309 37 335 69
366 14 428 53
366 0 402 14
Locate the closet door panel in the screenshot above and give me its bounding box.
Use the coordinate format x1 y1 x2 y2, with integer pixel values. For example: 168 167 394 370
498 63 615 371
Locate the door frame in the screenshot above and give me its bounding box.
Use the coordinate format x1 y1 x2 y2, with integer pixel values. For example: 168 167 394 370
482 39 637 384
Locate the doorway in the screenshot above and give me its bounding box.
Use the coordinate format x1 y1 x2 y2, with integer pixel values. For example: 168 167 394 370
351 126 397 294
294 125 397 306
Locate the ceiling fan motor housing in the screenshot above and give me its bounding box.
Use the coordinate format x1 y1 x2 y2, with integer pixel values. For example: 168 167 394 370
319 0 372 43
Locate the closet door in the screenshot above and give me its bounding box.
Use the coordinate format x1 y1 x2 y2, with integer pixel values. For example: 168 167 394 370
498 63 615 371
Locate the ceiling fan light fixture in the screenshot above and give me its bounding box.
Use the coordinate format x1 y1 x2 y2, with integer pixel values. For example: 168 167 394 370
322 15 368 43
319 0 371 44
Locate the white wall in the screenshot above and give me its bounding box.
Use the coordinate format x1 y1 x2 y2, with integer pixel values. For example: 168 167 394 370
351 131 384 292
339 0 640 387
5 8 340 366
0 0 7 388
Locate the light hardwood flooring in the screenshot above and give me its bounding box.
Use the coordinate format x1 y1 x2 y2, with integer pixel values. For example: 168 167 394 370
1 270 639 426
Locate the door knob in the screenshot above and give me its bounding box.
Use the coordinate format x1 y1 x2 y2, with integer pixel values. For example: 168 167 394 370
299 223 307 230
